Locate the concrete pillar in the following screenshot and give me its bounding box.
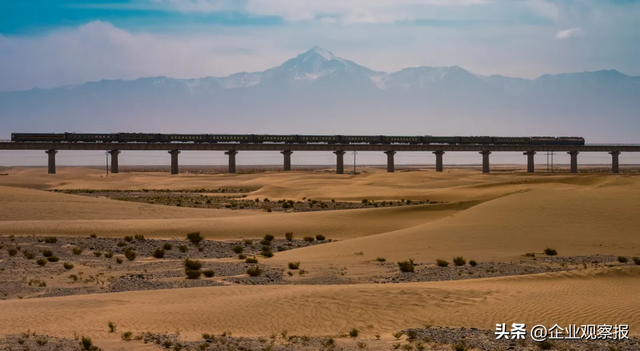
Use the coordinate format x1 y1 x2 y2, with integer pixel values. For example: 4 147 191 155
225 150 238 174
433 151 444 172
524 151 536 173
385 151 396 173
334 150 346 174
567 151 579 173
168 150 180 175
480 151 491 174
610 151 621 174
46 149 57 174
281 150 293 171
109 150 120 174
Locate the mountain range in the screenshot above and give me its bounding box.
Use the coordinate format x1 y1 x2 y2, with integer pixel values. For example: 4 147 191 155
1 46 639 142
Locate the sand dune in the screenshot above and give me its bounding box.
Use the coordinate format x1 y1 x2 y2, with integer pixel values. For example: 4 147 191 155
1 267 638 339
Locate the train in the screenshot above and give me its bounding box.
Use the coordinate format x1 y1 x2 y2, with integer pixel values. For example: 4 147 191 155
10 133 586 146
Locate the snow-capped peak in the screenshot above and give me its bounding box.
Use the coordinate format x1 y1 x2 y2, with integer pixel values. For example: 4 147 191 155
306 46 337 61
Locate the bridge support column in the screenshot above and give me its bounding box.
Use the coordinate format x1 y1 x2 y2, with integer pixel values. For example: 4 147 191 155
109 150 120 174
610 151 621 174
168 150 180 175
385 151 396 173
46 150 57 174
225 150 238 174
480 151 491 174
433 151 444 172
281 150 293 171
524 151 536 173
567 151 579 173
334 150 346 174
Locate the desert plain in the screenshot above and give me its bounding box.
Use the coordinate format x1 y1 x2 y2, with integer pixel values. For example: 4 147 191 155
1 165 640 351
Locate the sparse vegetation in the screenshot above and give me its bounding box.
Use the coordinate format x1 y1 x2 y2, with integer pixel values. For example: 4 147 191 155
246 257 258 264
124 248 136 261
42 250 53 257
23 250 35 259
124 236 134 242
163 243 173 250
285 232 294 241
232 245 244 254
108 322 116 333
392 331 403 340
398 259 415 273
116 257 123 264
247 266 263 277
72 246 83 255
104 252 113 258
544 248 558 256
469 260 478 266
8 248 17 256
453 256 466 266
263 234 274 242
44 237 58 243
288 262 300 269
537 340 554 350
185 269 201 279
184 258 203 270
316 234 326 241
525 252 536 257
634 257 640 265
36 258 47 266
81 336 94 350
436 259 449 267
202 269 215 277
376 257 386 262
93 251 102 257
89 233 97 238
453 345 469 351
47 255 60 262
303 236 315 242
187 232 204 245
618 256 628 263
261 250 274 258
153 248 165 258
121 331 132 341
179 245 188 253
134 234 145 240
349 328 359 338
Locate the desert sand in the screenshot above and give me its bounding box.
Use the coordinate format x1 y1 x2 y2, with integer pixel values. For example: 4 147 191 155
1 166 640 350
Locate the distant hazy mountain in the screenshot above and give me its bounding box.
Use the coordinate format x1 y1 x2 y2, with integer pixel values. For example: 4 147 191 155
1 46 639 142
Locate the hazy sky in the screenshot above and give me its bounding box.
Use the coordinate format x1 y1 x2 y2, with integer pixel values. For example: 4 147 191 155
1 0 639 92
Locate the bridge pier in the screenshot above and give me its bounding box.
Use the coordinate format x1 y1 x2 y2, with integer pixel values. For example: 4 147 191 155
281 150 293 171
610 151 621 174
385 151 396 173
225 150 238 174
567 151 579 173
46 149 57 174
433 151 444 172
334 150 346 174
524 151 536 173
480 151 491 173
168 150 180 175
109 150 120 174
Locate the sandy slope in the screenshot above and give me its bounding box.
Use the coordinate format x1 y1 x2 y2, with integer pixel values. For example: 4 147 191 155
1 267 638 338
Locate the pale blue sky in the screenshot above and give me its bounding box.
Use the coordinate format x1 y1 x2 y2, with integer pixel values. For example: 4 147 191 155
0 0 639 92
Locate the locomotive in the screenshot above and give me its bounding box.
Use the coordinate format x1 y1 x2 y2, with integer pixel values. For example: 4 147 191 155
10 133 586 146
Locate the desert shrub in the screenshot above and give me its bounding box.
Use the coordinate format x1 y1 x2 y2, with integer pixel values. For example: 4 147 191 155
117 241 127 247
264 234 274 242
303 236 314 242
315 234 326 241
89 233 97 238
288 262 300 269
93 251 102 257
247 266 263 276
287 271 293 276
202 269 215 277
37 259 47 266
261 250 274 258
238 254 246 260
163 243 173 250
121 331 132 341
453 345 469 351
262 245 271 252
116 257 123 264
44 237 58 243
376 257 386 262
260 239 272 246
185 269 201 279
108 322 116 333
282 202 291 209
246 257 258 264
469 260 478 267
35 336 48 345
153 248 165 258
277 246 288 252
349 328 359 337
618 256 628 263
232 245 243 254
81 336 93 350
537 341 553 350
362 199 368 203
23 251 35 259
124 248 136 261
525 252 536 257
134 234 145 240
243 239 253 245
436 259 449 267
72 246 83 255
8 248 17 256
184 258 203 270
104 252 114 258
47 256 60 262
42 250 53 257
178 245 188 252
453 256 466 266
633 257 640 265
398 259 415 273
187 232 204 245
285 232 294 241
544 248 558 256
392 331 403 340
124 236 134 242
64 262 74 270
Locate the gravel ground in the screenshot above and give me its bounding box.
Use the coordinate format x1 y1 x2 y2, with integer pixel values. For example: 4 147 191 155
365 255 640 284
0 333 97 351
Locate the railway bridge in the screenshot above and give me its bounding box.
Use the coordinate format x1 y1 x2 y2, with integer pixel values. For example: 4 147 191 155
1 142 638 175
